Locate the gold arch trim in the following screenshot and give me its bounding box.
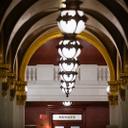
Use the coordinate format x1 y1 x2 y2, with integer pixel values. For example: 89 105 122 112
20 28 115 81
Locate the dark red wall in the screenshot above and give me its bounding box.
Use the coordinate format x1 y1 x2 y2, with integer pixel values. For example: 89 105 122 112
29 38 106 65
25 102 109 128
86 106 109 128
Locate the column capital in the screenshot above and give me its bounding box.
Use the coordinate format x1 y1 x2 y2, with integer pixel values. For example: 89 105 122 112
108 94 118 105
8 72 16 100
120 72 128 87
108 80 119 86
16 80 27 105
107 80 119 105
108 80 119 93
119 72 128 101
0 64 10 96
0 63 10 82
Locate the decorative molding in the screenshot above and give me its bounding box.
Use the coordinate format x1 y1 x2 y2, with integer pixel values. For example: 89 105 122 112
0 64 10 96
108 81 119 94
20 29 115 82
0 63 10 83
16 80 27 105
119 72 128 101
8 72 16 100
107 81 119 105
108 94 118 106
120 72 128 87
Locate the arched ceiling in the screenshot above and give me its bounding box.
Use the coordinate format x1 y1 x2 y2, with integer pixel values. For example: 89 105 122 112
0 0 128 79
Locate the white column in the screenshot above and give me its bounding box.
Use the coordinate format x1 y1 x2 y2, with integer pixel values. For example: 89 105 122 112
0 83 25 128
0 88 13 128
109 105 120 127
13 97 25 128
108 88 128 128
120 88 128 128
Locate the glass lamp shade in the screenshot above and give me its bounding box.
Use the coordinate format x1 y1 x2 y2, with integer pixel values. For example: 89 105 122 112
61 87 73 97
57 10 87 34
60 80 75 88
58 39 82 59
59 71 77 82
59 58 79 72
62 101 72 106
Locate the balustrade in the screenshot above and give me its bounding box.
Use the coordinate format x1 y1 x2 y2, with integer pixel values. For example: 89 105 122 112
26 64 109 82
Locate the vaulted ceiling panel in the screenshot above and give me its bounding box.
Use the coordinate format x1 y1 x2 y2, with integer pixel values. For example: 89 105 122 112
0 0 127 79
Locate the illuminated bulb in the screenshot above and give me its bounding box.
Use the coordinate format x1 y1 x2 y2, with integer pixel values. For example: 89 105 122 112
62 101 72 106
59 58 78 72
25 86 28 92
57 10 87 34
106 86 110 93
58 39 82 59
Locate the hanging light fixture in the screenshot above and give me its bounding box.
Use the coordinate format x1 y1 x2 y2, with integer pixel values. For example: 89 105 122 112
61 86 74 97
62 101 72 106
57 0 87 34
58 36 82 59
57 0 87 97
59 71 77 97
60 80 75 89
60 80 75 97
59 58 79 72
59 71 77 82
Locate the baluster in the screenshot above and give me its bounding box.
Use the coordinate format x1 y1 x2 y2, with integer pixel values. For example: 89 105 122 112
35 67 37 80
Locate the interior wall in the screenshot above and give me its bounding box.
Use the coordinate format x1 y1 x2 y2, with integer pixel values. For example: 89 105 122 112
28 38 106 65
25 102 109 128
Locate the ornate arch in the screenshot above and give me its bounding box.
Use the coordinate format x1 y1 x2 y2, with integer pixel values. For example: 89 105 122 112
19 28 116 81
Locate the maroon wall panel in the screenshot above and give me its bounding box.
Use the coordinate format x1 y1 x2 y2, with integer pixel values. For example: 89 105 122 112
86 106 109 128
25 102 109 128
29 38 106 65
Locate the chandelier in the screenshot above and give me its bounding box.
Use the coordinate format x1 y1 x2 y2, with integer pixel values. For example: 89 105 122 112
57 0 87 34
57 0 87 97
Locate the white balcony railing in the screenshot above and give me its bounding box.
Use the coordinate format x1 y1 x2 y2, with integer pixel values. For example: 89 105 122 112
26 64 109 101
25 64 109 82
